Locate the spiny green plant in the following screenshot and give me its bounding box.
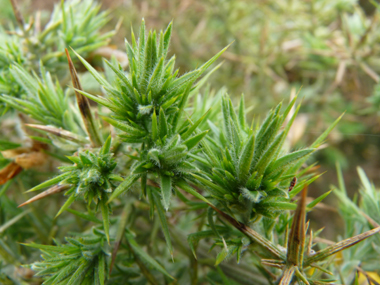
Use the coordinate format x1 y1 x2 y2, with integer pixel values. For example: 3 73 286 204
72 19 229 211
25 228 110 285
1 2 380 284
118 0 380 181
21 137 121 243
333 164 380 284
0 63 77 128
0 0 116 115
190 94 341 224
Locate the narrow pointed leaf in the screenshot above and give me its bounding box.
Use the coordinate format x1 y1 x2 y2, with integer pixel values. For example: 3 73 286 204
100 136 112 155
108 174 140 203
72 49 112 89
181 109 211 140
153 191 173 256
238 95 246 130
101 199 110 244
98 253 106 285
175 180 212 205
55 193 76 217
26 173 71 193
238 134 255 182
183 130 209 150
306 225 380 265
307 190 332 209
311 113 344 148
191 174 228 195
74 88 115 110
66 208 102 224
160 175 172 211
125 232 174 279
0 209 31 234
159 107 168 138
151 109 158 141
101 116 145 135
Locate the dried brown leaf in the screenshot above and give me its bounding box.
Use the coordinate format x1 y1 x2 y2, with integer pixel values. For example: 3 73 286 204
26 124 88 144
18 185 70 207
66 48 102 147
287 187 307 265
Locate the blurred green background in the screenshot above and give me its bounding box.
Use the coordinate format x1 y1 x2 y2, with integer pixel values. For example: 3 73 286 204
4 0 380 238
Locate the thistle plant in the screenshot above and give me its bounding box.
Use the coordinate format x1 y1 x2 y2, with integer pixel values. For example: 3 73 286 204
1 1 380 285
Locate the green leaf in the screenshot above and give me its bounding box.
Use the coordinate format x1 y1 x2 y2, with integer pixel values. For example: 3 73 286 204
0 140 21 151
98 253 106 285
187 230 215 258
101 116 146 136
108 174 140 203
153 191 173 257
311 113 344 148
104 59 133 92
191 174 228 195
0 180 13 198
255 131 285 176
160 175 172 211
172 82 192 131
125 231 174 279
208 208 220 238
72 49 112 89
66 209 102 224
253 115 281 164
181 109 211 140
237 134 255 182
21 243 68 252
198 43 231 73
175 180 212 205
264 201 296 210
290 173 324 198
74 88 116 110
101 198 110 244
55 193 76 217
158 107 168 139
238 95 246 130
66 259 91 284
163 22 172 56
100 136 112 155
0 210 31 234
27 173 71 193
215 246 228 266
147 57 165 93
183 130 209 150
266 149 315 177
336 162 346 194
151 109 158 141
307 190 332 209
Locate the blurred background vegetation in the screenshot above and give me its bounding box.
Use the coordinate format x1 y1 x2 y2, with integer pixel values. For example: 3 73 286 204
2 0 380 240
